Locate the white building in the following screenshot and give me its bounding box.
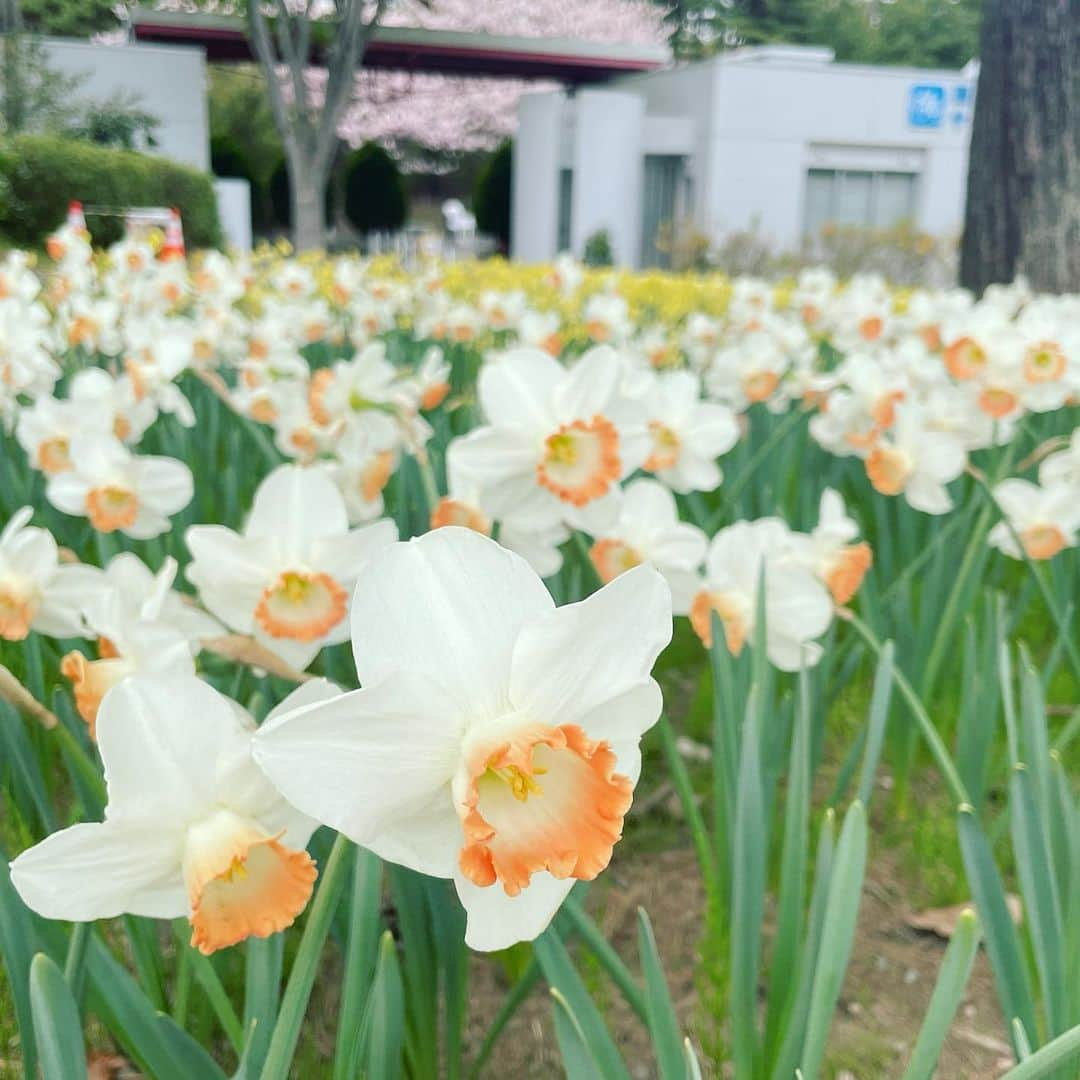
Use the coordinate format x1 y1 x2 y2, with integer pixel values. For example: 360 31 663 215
41 37 253 251
44 37 211 171
512 46 976 269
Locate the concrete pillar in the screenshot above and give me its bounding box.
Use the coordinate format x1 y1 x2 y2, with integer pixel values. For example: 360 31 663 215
571 89 645 268
511 91 563 263
213 178 252 253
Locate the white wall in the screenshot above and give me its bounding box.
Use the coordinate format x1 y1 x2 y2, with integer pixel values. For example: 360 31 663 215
619 63 716 229
512 91 564 262
511 49 974 267
43 38 210 171
570 90 645 267
708 57 972 249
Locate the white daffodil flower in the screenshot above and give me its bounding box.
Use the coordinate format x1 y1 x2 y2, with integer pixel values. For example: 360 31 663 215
586 478 707 615
0 507 105 642
253 527 672 951
45 433 193 540
690 518 833 671
10 676 332 955
450 347 647 535
987 478 1080 561
186 464 397 671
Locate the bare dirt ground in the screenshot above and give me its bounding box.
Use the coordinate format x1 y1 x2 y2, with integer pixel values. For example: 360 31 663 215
465 846 1012 1079
0 844 1014 1079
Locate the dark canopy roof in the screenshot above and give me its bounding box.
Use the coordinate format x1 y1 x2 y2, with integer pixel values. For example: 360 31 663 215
130 9 668 84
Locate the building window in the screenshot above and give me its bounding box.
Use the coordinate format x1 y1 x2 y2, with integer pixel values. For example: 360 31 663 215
640 155 687 269
803 169 919 237
557 169 573 253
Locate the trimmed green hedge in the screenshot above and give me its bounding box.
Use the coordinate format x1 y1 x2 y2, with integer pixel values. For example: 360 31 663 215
0 135 221 248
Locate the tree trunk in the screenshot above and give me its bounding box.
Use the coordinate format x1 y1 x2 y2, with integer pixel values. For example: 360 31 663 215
288 148 327 253
960 0 1080 294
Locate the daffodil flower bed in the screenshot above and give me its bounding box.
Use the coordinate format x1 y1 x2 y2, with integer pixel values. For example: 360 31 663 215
0 226 1078 1079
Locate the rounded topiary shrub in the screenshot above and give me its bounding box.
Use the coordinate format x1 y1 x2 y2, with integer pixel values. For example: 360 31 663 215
342 143 407 234
473 140 512 250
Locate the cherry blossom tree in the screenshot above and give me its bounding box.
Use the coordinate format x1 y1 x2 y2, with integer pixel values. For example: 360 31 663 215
245 0 389 252
335 0 667 160
170 0 666 245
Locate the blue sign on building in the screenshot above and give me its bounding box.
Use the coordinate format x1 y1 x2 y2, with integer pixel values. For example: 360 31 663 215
908 84 946 128
950 83 974 127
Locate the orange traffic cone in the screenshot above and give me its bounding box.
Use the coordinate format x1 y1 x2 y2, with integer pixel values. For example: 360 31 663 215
66 200 88 235
160 208 186 261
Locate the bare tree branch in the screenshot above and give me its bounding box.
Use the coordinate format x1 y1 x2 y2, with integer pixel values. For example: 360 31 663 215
316 0 388 166
247 0 299 157
248 0 391 246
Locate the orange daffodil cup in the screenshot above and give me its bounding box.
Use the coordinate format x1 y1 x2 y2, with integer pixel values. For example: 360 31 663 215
254 527 673 951
10 676 335 955
185 464 397 671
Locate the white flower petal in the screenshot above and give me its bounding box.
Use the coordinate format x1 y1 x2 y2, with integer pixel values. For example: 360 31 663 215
97 675 250 821
479 349 562 433
134 456 193 516
246 464 349 555
454 870 574 951
509 564 671 728
349 528 553 719
254 673 462 845
553 348 619 421
185 525 276 632
10 820 185 921
311 518 398 586
264 678 342 724
364 782 463 879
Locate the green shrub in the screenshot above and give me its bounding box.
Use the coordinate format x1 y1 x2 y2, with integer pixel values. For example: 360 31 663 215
583 228 614 267
343 143 407 234
0 134 221 248
211 134 255 183
473 140 512 249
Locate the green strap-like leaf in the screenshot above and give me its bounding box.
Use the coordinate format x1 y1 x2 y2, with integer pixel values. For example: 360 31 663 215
560 894 647 1023
551 988 604 1080
334 846 384 1080
998 1022 1080 1080
636 908 685 1080
260 832 352 1080
29 953 85 1080
856 640 894 809
0 850 41 1080
534 931 630 1080
359 931 406 1080
1009 766 1067 1038
958 807 1038 1059
798 800 868 1080
901 908 981 1080
730 699 766 1078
